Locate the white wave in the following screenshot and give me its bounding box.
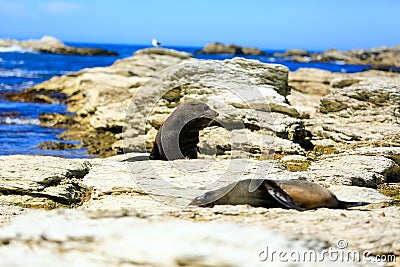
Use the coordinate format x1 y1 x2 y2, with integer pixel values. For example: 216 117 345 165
0 68 69 78
335 60 346 65
0 81 35 91
0 58 4 62
0 45 35 53
8 60 25 65
0 117 40 125
0 68 39 78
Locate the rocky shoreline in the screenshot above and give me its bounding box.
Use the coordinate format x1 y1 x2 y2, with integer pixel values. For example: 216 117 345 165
0 36 118 56
1 47 399 266
196 42 400 70
196 42 266 55
276 46 400 69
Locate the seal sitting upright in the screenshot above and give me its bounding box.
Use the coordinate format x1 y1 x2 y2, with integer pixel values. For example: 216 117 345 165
149 101 219 160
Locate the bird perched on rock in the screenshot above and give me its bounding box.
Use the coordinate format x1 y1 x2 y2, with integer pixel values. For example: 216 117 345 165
152 38 161 47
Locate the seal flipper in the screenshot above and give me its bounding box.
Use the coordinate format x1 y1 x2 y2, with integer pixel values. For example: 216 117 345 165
263 180 305 211
338 201 370 209
149 142 161 160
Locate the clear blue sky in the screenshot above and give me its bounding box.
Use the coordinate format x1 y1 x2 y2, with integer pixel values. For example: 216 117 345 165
0 0 399 50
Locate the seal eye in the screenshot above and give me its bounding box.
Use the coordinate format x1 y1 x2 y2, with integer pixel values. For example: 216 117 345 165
203 105 209 111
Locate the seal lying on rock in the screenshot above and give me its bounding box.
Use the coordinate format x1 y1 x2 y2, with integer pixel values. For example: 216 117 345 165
190 179 369 210
150 101 219 160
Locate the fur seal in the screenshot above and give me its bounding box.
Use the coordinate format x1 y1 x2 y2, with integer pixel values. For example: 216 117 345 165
190 179 369 210
150 101 219 160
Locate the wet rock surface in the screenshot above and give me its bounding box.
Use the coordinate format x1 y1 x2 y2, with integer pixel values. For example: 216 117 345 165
0 36 117 56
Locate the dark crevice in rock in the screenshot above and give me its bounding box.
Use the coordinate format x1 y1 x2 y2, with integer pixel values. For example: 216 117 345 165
0 182 91 207
0 163 92 207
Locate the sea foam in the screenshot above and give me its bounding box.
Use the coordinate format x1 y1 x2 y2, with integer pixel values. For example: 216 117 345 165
0 117 41 125
0 45 35 53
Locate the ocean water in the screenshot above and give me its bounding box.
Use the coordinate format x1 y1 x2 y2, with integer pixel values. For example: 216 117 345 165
0 43 371 158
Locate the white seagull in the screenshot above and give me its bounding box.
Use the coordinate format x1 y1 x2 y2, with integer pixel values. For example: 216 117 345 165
152 38 161 47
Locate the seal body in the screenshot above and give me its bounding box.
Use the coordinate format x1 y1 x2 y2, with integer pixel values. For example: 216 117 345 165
190 179 368 210
150 101 218 160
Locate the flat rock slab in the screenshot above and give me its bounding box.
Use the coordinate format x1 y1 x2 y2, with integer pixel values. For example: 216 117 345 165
0 155 91 207
0 153 398 266
308 154 400 187
0 209 364 267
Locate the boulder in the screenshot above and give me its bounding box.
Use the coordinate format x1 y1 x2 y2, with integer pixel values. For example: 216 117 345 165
0 155 91 208
312 46 400 68
273 49 310 57
0 36 118 56
287 68 400 150
196 42 266 55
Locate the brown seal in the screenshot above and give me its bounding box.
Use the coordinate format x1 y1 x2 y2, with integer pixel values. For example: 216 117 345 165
190 179 368 210
149 101 219 160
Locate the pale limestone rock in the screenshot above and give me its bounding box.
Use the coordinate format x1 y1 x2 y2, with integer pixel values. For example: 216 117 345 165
0 36 116 55
280 155 308 163
288 68 400 149
0 209 332 267
0 155 91 207
120 57 307 156
307 154 400 187
0 153 398 265
0 204 26 225
289 68 340 95
316 46 400 68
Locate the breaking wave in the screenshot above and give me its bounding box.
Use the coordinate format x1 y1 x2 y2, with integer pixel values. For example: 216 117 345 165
0 117 40 125
0 45 35 53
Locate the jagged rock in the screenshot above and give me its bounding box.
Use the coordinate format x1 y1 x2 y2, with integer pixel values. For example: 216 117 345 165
120 57 310 157
307 154 400 187
312 46 400 68
196 42 266 55
38 113 78 128
317 73 400 147
0 36 117 56
273 49 310 57
287 68 400 150
288 68 342 95
36 141 82 150
0 155 91 208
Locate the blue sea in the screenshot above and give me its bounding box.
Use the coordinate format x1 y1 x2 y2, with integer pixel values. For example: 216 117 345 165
0 43 371 158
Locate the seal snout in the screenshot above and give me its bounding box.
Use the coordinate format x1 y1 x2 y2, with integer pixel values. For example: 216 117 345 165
189 192 212 206
209 109 219 119
189 196 206 206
